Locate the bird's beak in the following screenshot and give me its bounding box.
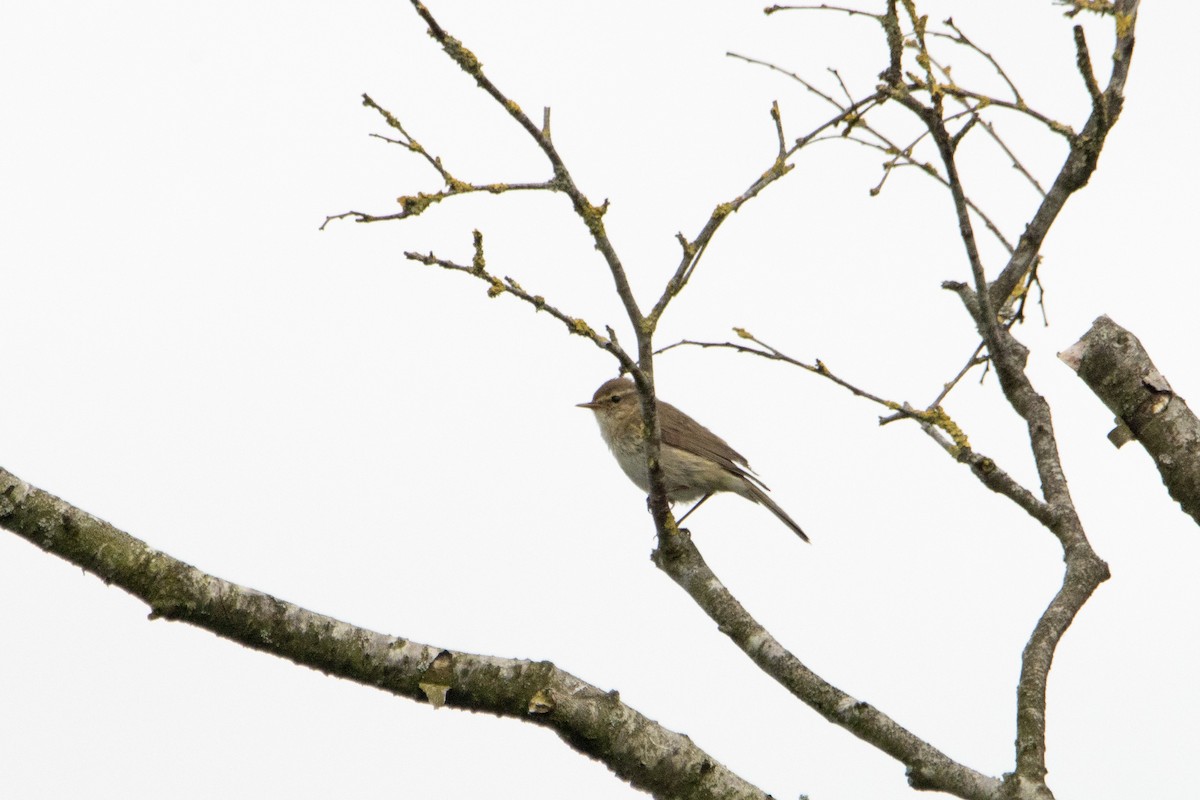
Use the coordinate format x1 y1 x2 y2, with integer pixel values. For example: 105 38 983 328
576 401 600 409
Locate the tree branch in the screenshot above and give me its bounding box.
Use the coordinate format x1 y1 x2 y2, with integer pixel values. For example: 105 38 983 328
655 334 1053 528
1060 315 1200 527
727 6 1136 793
405 1 644 337
881 8 1133 789
988 1 1139 310
652 530 1003 799
403 231 639 374
0 466 772 800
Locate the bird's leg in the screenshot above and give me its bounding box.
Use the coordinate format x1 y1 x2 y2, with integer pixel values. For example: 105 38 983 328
675 493 713 526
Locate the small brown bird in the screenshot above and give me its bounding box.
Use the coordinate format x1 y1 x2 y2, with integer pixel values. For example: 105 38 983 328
578 377 809 541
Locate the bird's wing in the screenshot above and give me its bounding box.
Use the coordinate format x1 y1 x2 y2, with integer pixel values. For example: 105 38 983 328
657 400 771 490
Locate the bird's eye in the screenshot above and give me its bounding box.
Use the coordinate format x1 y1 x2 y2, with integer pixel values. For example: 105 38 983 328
610 395 621 404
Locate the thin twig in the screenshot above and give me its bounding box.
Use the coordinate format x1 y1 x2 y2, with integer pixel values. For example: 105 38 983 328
730 52 1016 253
1073 26 1105 118
403 231 637 374
646 90 884 330
922 45 1048 196
933 18 1026 105
764 3 882 20
655 333 1051 526
404 1 646 343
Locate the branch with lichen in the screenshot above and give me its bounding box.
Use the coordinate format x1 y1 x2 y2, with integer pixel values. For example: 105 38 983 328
726 53 1015 254
319 94 559 230
1055 0 1116 17
876 2 1135 791
655 330 1049 526
404 230 637 374
988 1 1138 310
403 1 643 341
0 467 771 800
1061 315 1200 527
650 92 884 329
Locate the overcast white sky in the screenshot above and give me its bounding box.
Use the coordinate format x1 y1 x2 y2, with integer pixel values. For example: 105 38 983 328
2 2 1197 799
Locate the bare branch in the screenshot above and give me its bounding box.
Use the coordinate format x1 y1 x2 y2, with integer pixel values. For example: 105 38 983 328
764 4 882 20
989 3 1139 310
403 231 638 374
404 0 645 340
651 529 1003 800
926 341 989 408
883 11 1136 784
922 23 1049 196
319 94 561 230
655 333 1052 525
929 87 1075 140
730 52 1016 253
1073 25 1105 114
646 93 883 330
0 467 770 800
361 93 456 183
1061 316 1200 527
320 181 555 231
934 18 1027 105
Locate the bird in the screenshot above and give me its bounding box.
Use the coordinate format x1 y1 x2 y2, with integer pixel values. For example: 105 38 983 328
577 377 809 541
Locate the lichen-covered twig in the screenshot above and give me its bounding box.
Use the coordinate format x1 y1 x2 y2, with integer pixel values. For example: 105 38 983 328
655 332 1049 526
319 94 558 230
727 52 1015 254
404 231 637 374
653 92 883 329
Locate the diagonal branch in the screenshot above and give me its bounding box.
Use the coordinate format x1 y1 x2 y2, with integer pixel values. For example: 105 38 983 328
0 467 772 800
405 0 644 340
404 230 638 374
652 530 1002 800
398 0 677 533
988 3 1139 310
1061 316 1200 527
727 52 1015 254
885 7 1138 789
647 92 883 330
656 334 1052 527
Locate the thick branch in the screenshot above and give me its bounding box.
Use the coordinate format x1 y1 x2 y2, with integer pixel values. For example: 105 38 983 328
1060 315 1200 527
0 467 771 800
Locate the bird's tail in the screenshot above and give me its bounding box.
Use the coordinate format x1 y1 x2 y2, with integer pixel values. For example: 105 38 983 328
743 482 810 542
